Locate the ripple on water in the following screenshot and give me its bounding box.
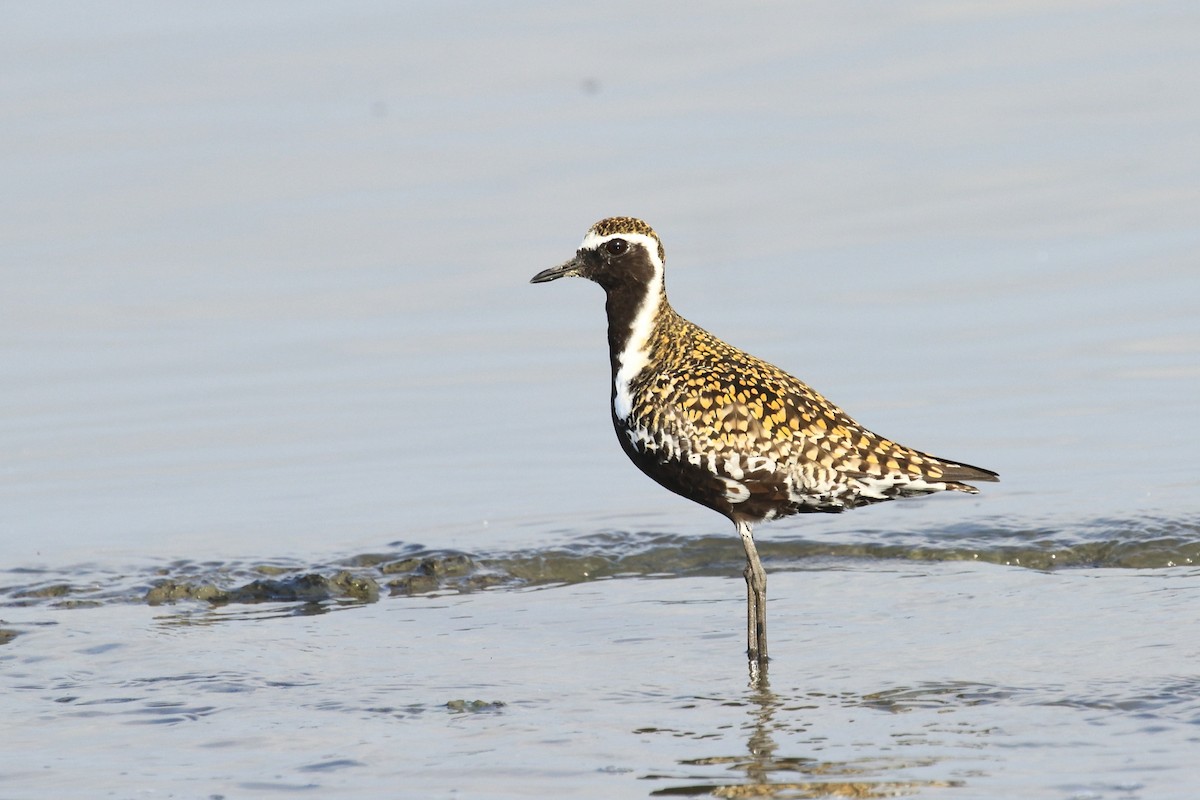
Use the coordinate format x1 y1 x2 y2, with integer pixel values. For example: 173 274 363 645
2 513 1199 613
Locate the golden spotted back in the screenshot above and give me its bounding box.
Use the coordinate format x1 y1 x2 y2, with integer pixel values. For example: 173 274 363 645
620 299 993 516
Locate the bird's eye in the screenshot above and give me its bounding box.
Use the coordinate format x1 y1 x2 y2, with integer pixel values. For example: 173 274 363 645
604 238 628 256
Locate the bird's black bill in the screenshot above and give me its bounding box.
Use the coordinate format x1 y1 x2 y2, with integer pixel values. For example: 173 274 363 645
529 257 582 284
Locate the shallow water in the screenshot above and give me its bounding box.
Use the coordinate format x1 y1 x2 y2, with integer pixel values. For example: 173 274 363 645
5 563 1200 798
3 2 1200 798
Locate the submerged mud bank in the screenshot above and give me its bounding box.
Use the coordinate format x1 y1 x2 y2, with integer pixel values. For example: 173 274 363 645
2 514 1197 613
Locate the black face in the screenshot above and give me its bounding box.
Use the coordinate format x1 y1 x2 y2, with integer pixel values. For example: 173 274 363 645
530 231 660 292
582 236 660 295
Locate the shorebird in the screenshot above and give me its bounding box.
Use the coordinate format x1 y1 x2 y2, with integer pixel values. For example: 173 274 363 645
530 217 997 668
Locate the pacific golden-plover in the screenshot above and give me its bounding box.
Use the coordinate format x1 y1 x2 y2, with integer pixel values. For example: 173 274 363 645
530 217 998 668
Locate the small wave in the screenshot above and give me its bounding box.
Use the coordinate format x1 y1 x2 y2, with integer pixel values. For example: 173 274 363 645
2 514 1197 613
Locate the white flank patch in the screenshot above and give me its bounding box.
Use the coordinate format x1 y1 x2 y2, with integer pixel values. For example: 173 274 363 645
579 230 665 421
855 475 947 499
624 425 658 453
720 477 751 504
745 455 776 473
723 456 745 480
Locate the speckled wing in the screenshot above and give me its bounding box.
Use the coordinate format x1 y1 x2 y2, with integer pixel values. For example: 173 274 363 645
628 356 855 515
626 319 997 519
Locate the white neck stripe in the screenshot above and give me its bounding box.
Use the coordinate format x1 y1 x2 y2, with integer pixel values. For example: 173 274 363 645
580 231 665 421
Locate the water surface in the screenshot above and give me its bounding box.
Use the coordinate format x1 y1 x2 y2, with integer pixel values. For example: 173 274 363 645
3 2 1199 798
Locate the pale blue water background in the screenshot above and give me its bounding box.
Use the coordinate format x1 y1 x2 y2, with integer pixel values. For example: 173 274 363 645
3 2 1199 798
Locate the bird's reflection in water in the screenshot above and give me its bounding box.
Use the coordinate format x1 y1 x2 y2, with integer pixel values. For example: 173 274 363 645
648 672 963 798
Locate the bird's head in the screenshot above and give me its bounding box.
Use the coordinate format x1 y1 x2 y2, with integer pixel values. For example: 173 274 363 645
530 217 665 293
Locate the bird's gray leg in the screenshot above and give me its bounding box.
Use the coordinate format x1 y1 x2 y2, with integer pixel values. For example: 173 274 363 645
736 519 768 665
